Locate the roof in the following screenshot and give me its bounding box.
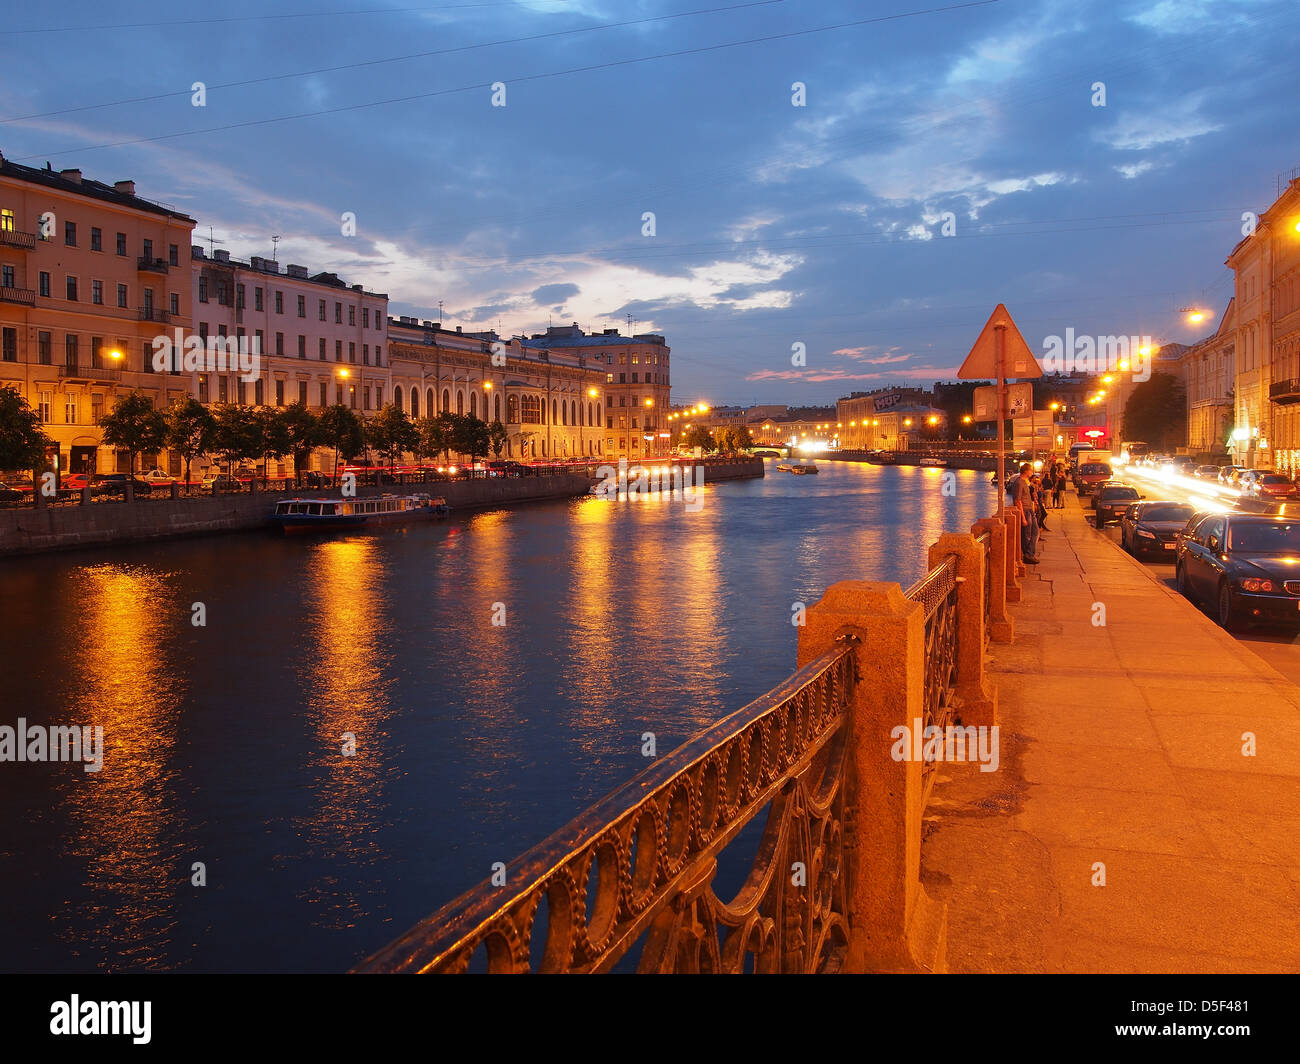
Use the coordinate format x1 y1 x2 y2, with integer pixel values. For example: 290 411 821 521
523 333 667 350
0 153 195 224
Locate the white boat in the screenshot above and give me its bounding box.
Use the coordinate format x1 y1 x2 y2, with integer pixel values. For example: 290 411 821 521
775 462 794 472
919 457 947 467
269 493 449 534
787 462 819 475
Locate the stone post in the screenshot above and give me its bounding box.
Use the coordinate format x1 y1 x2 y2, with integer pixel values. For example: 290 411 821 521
972 519 1014 643
929 534 997 727
80 487 91 506
796 582 947 974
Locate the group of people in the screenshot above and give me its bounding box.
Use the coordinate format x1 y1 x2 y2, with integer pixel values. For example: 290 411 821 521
1011 458 1072 565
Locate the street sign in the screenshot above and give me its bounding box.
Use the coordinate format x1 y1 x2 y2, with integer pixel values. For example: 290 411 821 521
958 304 1043 380
973 382 1032 420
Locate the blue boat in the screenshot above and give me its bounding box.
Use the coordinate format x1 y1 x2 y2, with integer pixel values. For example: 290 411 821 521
269 493 449 534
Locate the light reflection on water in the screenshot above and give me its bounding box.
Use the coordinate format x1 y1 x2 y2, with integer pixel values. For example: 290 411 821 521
0 460 997 971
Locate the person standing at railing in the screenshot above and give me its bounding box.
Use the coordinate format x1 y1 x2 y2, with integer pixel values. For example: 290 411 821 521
1014 462 1040 564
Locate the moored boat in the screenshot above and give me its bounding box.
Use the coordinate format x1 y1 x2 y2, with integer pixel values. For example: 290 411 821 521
787 462 819 474
918 457 947 467
269 493 449 534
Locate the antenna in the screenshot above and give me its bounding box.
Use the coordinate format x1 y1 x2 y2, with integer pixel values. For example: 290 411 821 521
271 234 280 264
207 225 214 256
438 300 444 323
626 313 634 335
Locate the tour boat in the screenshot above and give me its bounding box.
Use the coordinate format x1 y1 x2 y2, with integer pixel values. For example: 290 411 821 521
775 462 794 472
787 462 819 475
919 457 947 467
269 493 449 534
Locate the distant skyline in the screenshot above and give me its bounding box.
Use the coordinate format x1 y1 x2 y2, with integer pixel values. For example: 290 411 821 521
2 0 1296 407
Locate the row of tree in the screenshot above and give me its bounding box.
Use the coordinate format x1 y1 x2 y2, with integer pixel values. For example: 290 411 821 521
678 424 755 452
0 386 512 480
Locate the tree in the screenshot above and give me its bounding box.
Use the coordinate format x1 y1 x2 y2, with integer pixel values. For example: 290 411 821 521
0 386 53 476
280 403 322 484
683 425 717 452
1121 371 1187 452
488 419 508 458
254 406 292 478
416 415 448 465
319 404 365 474
99 390 167 474
730 424 754 450
450 413 490 465
165 397 215 487
367 404 420 470
209 403 261 473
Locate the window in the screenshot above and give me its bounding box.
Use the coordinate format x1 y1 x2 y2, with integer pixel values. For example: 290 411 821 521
65 395 78 425
116 232 127 255
275 290 283 314
376 346 382 366
521 395 541 422
298 335 306 359
216 280 227 306
334 302 342 324
39 271 50 297
169 244 179 266
143 238 153 261
170 293 179 315
363 344 369 365
65 276 77 301
37 391 52 423
218 377 228 402
254 380 264 405
1 327 16 362
349 342 355 363
91 336 103 368
320 382 328 407
255 287 264 311
275 332 284 356
606 394 613 407
3 263 15 288
619 373 626 384
199 276 208 302
335 340 342 362
65 334 78 367
65 221 76 247
198 376 209 403
143 339 153 372
298 381 307 405
91 393 104 421
236 284 245 309
348 306 355 326
87 279 102 305
364 386 371 411
117 283 128 307
363 307 369 328
607 373 613 383
375 384 382 406
0 209 13 232
319 337 326 360
90 227 102 251
318 299 326 321
632 373 638 383
297 294 306 317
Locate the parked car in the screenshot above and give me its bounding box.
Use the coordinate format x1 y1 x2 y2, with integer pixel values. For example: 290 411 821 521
140 468 175 485
1074 462 1113 500
201 472 241 492
1092 482 1142 528
1176 513 1300 631
486 460 523 477
0 476 30 501
299 470 331 489
60 472 93 493
1245 472 1297 500
90 473 152 497
1120 501 1197 558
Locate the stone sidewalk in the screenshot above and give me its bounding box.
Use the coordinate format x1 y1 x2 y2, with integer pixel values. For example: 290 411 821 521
921 491 1300 972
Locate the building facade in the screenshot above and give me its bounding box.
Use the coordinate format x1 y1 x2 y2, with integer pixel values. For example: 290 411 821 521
386 318 606 460
1228 177 1300 470
836 391 945 450
0 154 195 474
1177 300 1235 458
520 325 671 457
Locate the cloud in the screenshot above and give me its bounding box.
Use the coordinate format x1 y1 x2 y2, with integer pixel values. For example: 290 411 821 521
833 347 912 365
531 283 580 304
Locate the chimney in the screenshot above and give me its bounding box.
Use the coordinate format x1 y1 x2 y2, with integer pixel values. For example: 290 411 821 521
113 179 135 195
61 168 83 184
455 326 462 334
214 249 230 263
191 244 205 258
249 256 264 270
287 264 308 279
352 284 363 292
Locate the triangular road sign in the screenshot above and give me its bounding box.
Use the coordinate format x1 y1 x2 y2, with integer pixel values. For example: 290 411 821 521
958 303 1042 379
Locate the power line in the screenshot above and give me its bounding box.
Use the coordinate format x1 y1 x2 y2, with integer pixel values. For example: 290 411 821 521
0 1 784 124
15 0 1003 161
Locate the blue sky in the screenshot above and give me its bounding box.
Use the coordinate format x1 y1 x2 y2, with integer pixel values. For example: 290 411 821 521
2 0 1296 407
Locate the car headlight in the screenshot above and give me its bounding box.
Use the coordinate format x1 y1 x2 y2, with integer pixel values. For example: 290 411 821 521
1240 578 1276 593
1137 530 1156 539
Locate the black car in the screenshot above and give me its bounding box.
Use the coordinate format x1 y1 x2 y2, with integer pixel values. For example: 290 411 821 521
1092 482 1141 528
1175 513 1300 632
1120 501 1196 558
90 473 153 497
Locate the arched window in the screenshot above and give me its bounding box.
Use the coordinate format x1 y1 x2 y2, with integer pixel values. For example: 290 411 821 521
561 401 567 426
552 399 557 424
494 394 501 421
587 402 592 426
456 390 464 415
442 389 450 414
410 389 419 418
393 386 403 413
470 391 477 418
508 395 520 424
426 388 434 415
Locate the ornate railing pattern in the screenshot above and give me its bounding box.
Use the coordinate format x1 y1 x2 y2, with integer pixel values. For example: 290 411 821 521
975 530 992 647
356 638 859 974
904 555 960 796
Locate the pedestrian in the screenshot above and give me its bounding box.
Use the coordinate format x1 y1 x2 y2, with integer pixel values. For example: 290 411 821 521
1051 465 1064 508
1034 473 1050 531
1015 462 1040 563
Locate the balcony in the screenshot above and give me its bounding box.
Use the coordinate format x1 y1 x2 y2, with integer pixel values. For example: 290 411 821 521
1269 378 1300 405
0 228 36 250
138 306 170 323
1 286 35 306
137 256 169 274
58 365 122 383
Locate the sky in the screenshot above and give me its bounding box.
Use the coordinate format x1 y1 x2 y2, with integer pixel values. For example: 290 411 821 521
1 0 1296 408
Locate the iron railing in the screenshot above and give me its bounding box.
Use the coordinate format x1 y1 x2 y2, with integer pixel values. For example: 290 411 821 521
975 530 992 646
356 639 859 974
904 554 960 799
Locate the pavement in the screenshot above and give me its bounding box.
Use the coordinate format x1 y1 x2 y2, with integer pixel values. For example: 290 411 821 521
921 488 1300 973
